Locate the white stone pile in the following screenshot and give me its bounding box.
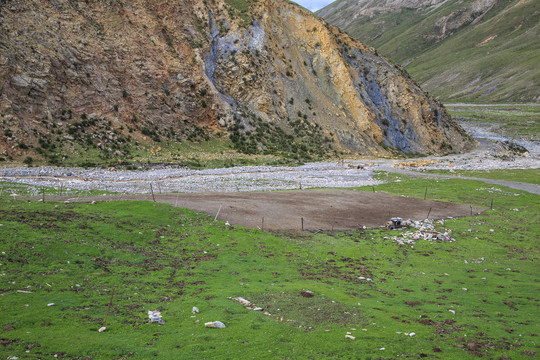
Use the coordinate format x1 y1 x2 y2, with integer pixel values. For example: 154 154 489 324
148 310 165 324
390 219 455 245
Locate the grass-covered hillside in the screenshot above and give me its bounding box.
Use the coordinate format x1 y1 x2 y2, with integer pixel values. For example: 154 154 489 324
0 174 538 359
319 0 540 103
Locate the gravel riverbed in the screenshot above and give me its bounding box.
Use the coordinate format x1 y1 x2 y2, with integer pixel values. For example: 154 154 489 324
0 162 381 194
1 126 538 195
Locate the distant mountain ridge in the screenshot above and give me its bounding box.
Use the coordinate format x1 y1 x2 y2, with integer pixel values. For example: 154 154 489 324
318 0 540 103
0 0 469 165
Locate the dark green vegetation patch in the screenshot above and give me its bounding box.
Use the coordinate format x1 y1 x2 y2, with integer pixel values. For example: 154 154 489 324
0 177 538 359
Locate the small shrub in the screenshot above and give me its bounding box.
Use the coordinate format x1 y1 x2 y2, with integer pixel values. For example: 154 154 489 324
23 156 33 165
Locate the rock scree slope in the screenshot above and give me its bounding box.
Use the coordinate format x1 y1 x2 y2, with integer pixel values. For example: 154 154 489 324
0 0 470 162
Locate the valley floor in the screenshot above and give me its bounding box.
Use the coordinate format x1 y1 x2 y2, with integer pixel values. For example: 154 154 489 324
0 119 538 195
0 106 538 359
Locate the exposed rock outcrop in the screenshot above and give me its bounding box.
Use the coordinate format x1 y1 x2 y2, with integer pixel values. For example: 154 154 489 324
0 0 470 164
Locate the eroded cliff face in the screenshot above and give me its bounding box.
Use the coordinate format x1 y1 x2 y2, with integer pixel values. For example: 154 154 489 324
0 0 470 163
205 0 469 155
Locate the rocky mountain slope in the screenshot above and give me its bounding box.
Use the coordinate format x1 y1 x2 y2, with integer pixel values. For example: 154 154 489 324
0 0 470 166
318 0 540 103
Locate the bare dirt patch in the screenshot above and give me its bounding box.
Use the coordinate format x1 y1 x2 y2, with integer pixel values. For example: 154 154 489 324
68 189 484 231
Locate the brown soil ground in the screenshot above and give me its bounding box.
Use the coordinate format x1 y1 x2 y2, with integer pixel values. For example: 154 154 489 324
58 189 485 231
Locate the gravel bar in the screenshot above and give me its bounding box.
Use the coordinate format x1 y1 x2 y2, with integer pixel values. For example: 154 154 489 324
1 126 538 194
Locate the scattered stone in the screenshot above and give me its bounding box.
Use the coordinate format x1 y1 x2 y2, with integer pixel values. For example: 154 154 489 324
387 217 403 229
465 257 484 264
98 326 106 332
205 321 226 328
229 297 251 306
389 219 456 245
345 334 355 340
192 306 199 314
148 310 165 324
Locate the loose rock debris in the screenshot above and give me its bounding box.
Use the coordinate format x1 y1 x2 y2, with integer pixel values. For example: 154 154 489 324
205 321 226 328
387 219 456 245
148 310 165 324
396 331 416 337
392 159 444 169
228 297 263 311
229 296 303 327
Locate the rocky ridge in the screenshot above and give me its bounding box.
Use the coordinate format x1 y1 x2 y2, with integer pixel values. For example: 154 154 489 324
0 0 470 165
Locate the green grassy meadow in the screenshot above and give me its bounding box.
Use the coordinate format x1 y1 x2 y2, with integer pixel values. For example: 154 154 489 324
419 169 540 185
446 104 540 142
0 177 538 359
